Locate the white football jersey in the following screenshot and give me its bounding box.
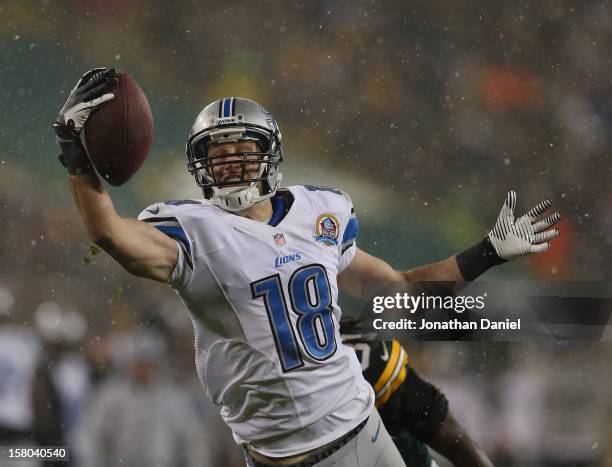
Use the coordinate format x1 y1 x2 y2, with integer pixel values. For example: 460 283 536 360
138 185 373 456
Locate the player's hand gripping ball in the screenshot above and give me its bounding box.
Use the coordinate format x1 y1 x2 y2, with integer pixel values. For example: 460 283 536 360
53 68 153 185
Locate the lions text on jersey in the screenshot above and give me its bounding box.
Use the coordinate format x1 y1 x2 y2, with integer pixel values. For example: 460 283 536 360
138 185 373 457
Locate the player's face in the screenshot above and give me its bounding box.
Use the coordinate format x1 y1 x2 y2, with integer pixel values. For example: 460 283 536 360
207 140 261 187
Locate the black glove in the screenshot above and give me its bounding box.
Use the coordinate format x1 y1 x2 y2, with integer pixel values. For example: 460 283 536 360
52 68 117 175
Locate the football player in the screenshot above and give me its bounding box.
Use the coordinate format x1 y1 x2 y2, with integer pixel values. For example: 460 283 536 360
341 328 494 466
53 68 559 467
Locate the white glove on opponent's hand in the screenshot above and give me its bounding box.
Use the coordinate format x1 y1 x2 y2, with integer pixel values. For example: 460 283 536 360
488 190 560 260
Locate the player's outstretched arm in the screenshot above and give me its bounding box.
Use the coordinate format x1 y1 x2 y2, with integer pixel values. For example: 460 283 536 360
338 248 463 299
54 69 178 283
405 190 560 282
339 191 560 298
68 173 177 282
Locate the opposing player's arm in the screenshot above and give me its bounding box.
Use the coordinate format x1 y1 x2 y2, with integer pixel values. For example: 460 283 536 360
69 173 178 282
53 68 177 283
429 410 494 467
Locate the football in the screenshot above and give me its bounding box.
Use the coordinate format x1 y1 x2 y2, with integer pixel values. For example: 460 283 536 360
84 72 153 186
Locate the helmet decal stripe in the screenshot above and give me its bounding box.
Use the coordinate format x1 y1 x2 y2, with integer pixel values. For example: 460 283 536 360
223 97 232 117
218 99 223 118
231 97 237 117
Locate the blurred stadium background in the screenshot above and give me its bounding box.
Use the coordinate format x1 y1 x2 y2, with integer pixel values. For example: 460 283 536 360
0 1 611 465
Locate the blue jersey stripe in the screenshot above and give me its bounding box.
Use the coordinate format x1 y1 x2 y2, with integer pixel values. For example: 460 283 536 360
155 225 191 255
342 217 359 246
268 195 286 227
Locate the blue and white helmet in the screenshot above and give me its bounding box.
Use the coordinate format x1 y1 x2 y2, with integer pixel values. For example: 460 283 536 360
186 97 283 211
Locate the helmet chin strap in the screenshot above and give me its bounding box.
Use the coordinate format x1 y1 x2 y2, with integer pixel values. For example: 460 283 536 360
213 185 260 211
207 173 282 212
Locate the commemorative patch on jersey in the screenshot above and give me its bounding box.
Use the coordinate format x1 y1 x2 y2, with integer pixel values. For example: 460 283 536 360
273 232 286 247
314 213 340 246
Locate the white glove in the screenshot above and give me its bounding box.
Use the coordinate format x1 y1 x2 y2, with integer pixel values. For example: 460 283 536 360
488 190 560 260
54 67 117 134
53 68 117 175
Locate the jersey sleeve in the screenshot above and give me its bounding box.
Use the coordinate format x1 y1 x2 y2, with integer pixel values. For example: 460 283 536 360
137 202 194 290
338 191 359 273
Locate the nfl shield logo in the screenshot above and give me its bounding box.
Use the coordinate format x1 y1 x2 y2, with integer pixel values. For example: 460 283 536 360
273 233 286 247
